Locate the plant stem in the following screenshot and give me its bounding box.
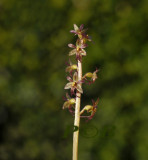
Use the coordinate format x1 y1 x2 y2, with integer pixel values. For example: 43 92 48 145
72 60 82 160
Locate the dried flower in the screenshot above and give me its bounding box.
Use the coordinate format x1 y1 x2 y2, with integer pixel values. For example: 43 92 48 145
64 72 83 95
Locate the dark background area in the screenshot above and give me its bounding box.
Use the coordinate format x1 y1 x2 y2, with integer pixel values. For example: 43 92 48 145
0 0 148 159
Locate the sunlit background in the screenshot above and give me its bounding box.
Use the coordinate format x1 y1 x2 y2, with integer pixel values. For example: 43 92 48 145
0 0 148 159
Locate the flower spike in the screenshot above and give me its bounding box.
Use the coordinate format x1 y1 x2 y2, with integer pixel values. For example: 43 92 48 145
64 24 99 159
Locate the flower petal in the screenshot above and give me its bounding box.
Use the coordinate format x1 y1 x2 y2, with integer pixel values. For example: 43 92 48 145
81 50 86 56
73 72 78 81
81 28 88 33
71 87 75 96
95 98 99 106
63 98 75 109
84 105 93 112
79 24 84 30
69 49 76 56
69 98 76 104
77 79 84 84
65 66 71 72
64 82 73 89
67 76 73 82
68 44 76 48
92 98 99 107
66 93 71 100
74 24 79 31
85 72 93 78
76 84 83 93
66 65 77 73
70 30 77 34
81 43 88 49
63 101 69 109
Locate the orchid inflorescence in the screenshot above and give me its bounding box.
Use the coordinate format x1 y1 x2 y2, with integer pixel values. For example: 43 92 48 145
63 24 99 121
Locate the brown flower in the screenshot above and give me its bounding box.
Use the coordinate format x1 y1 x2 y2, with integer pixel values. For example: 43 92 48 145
64 72 83 95
68 39 87 61
70 24 92 42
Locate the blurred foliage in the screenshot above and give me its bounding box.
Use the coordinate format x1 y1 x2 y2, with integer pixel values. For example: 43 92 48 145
0 0 148 159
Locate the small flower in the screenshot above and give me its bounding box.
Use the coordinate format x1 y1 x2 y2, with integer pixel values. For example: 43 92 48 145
64 72 83 95
70 24 92 42
65 59 77 75
83 68 99 84
80 105 93 114
68 39 87 51
68 39 87 61
80 98 99 121
62 93 76 109
66 64 77 73
70 24 86 39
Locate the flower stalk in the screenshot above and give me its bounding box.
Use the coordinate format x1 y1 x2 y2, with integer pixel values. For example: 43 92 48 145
63 24 99 160
73 60 82 160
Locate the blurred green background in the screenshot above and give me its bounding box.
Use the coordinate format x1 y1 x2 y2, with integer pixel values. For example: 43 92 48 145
0 0 148 159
